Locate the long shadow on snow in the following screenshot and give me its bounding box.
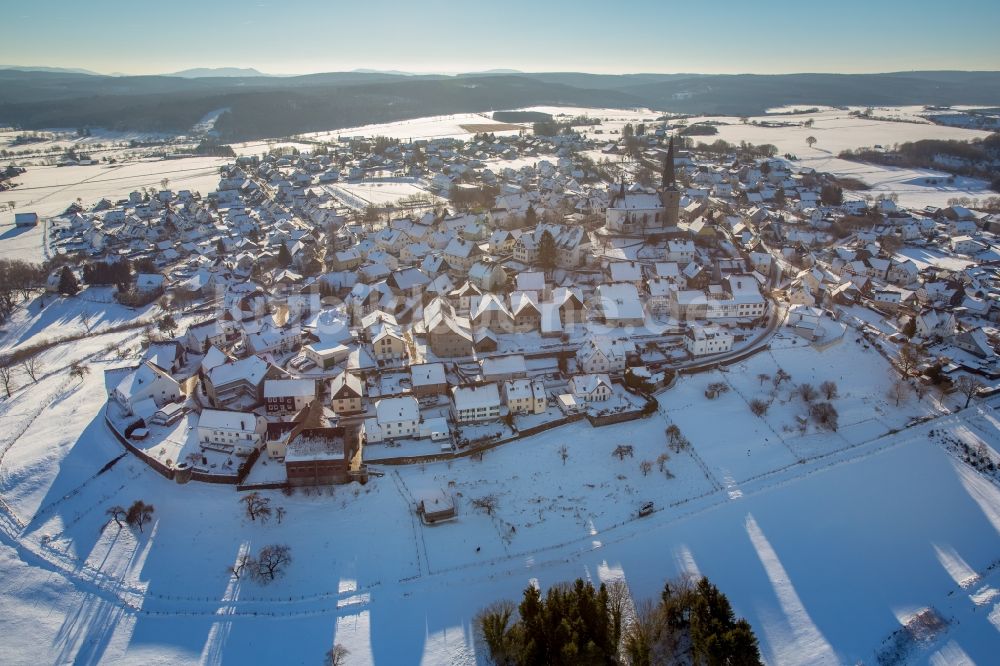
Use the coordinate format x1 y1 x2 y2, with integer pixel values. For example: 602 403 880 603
53 589 130 665
27 410 140 562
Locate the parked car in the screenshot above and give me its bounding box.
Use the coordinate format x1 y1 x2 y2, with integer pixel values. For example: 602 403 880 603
638 501 654 517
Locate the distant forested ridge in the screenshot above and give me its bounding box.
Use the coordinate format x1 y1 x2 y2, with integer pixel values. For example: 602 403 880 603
1 69 999 141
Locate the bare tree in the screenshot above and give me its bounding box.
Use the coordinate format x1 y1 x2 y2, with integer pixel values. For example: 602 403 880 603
773 368 792 387
21 356 41 383
757 373 770 386
749 398 770 416
806 136 817 148
241 491 273 522
106 505 127 528
472 494 499 516
665 424 681 444
819 380 838 400
656 452 670 474
706 381 729 396
797 383 818 403
666 426 690 454
125 500 154 533
79 311 95 333
227 552 256 580
639 460 652 476
0 356 14 397
897 342 927 377
887 379 911 407
558 444 569 466
809 402 839 431
69 362 90 382
325 644 350 666
275 506 287 524
955 375 984 409
613 444 635 460
255 544 292 583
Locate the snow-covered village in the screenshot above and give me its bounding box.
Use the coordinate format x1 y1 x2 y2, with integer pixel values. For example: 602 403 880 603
2 4 1000 665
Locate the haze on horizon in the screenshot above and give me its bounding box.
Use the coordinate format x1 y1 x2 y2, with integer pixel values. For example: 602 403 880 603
2 0 999 77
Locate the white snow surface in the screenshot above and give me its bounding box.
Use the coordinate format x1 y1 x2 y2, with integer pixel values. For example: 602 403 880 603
0 307 999 664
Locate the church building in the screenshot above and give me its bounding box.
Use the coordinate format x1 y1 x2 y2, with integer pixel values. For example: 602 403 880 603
604 137 680 236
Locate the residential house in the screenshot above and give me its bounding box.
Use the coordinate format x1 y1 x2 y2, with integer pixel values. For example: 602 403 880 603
423 297 474 357
264 378 317 415
451 384 502 423
685 325 734 356
502 379 547 414
375 396 420 440
594 283 645 327
568 374 613 402
915 309 957 339
576 335 634 374
330 371 365 415
204 355 275 410
410 363 447 397
112 360 183 416
198 408 268 456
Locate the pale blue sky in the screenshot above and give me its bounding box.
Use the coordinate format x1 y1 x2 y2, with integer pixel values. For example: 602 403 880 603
2 0 998 75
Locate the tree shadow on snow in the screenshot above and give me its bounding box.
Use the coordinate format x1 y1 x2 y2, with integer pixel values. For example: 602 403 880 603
53 590 130 665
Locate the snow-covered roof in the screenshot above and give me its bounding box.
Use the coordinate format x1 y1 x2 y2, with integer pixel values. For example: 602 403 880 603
481 355 526 377
209 355 269 388
410 363 446 387
263 379 316 399
570 373 612 395
199 408 259 432
375 396 419 424
451 383 501 410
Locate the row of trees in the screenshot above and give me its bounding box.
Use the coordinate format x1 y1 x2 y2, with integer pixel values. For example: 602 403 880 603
82 258 132 285
476 575 762 665
0 258 46 323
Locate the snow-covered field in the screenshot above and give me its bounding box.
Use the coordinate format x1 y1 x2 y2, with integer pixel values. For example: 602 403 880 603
0 157 228 263
2 298 1000 664
330 179 442 207
684 106 995 208
299 113 524 142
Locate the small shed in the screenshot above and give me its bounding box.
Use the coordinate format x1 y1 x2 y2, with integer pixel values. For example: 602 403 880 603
14 212 39 227
417 489 456 524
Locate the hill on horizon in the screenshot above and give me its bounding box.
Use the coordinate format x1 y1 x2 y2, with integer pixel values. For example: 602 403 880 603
0 68 998 141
